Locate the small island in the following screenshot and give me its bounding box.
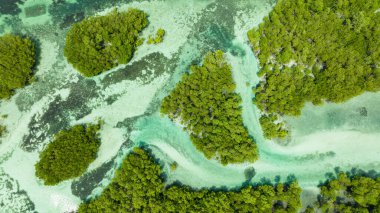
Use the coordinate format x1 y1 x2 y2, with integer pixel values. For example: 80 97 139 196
64 9 148 77
35 123 101 185
0 1 379 212
0 34 36 99
147 28 166 44
161 51 258 164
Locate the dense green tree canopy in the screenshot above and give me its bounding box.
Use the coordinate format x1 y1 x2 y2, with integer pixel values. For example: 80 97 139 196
0 125 7 137
248 0 380 139
161 51 258 164
308 172 380 212
259 114 288 139
0 34 36 99
148 28 166 44
79 147 302 213
64 8 148 77
35 124 101 185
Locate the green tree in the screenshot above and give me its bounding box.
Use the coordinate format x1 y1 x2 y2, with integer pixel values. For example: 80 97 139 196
147 28 166 44
161 51 258 164
248 0 380 140
35 123 101 185
79 147 302 212
315 171 380 212
0 34 36 99
64 9 148 77
170 161 178 171
259 114 288 139
0 125 7 137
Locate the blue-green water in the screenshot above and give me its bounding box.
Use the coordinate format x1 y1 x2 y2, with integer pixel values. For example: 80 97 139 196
0 0 379 212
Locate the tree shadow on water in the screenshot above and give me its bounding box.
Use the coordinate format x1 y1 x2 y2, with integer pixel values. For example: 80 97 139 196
318 166 380 187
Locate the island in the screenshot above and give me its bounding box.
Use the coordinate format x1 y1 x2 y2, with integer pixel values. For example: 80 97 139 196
147 28 166 44
248 0 380 139
64 8 148 77
0 34 36 99
35 123 101 185
161 51 258 164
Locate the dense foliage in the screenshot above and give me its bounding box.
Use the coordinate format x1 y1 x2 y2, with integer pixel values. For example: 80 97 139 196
35 124 101 185
0 34 36 99
64 9 148 77
308 172 380 212
79 147 302 212
259 114 288 139
148 28 166 44
248 0 380 139
0 125 7 137
161 51 258 164
170 161 178 171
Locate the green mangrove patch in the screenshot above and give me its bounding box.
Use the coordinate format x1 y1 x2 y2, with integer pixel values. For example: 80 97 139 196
248 0 380 139
64 9 148 77
147 28 166 44
0 34 36 99
79 147 302 212
307 171 380 212
161 51 258 164
35 123 101 185
0 125 7 138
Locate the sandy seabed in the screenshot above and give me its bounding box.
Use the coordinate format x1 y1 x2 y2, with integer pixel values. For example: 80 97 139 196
0 0 379 212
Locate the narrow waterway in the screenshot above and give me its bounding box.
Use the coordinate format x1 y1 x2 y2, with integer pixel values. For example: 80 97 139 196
0 0 379 212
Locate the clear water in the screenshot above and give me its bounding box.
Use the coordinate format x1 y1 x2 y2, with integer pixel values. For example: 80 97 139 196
0 0 379 212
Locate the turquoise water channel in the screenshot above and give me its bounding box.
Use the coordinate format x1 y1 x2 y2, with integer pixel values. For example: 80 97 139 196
0 0 379 212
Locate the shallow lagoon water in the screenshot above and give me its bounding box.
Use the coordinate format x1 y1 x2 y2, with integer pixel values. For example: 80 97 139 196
0 0 379 212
